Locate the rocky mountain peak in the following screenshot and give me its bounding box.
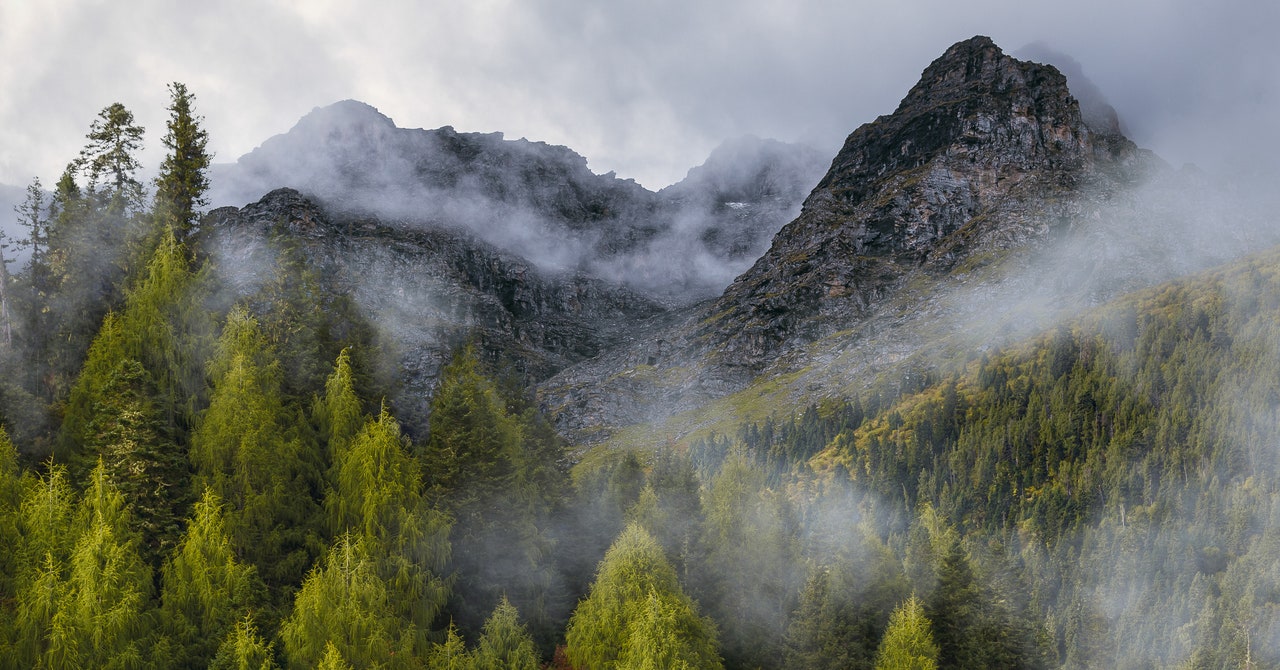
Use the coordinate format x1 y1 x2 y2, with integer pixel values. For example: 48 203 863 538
707 35 1143 362
538 36 1156 443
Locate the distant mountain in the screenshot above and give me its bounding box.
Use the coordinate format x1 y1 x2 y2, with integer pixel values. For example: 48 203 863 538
207 102 826 302
538 36 1274 446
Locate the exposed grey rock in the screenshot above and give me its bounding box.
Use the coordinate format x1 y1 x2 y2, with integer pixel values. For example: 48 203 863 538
538 36 1166 445
206 102 825 302
202 187 664 437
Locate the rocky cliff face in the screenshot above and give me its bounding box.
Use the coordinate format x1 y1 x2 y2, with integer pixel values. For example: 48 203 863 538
538 36 1166 444
202 187 664 436
207 102 825 302
704 36 1147 369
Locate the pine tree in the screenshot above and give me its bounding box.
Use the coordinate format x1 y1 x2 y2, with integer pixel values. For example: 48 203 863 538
153 82 212 239
80 102 146 218
160 488 260 668
471 597 540 670
565 523 721 670
874 596 939 670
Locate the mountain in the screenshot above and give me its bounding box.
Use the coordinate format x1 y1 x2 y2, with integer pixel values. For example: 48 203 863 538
538 36 1273 446
207 102 827 302
200 187 664 437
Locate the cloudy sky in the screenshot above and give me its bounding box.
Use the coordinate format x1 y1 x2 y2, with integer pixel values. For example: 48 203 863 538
1 0 1277 194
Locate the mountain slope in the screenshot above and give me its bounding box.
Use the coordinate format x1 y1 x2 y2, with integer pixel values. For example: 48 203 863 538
539 36 1271 447
207 102 826 301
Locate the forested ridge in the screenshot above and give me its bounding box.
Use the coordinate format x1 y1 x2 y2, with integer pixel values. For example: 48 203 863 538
1 86 1279 669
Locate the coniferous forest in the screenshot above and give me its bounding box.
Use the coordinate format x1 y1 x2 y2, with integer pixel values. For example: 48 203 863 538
3 85 1280 670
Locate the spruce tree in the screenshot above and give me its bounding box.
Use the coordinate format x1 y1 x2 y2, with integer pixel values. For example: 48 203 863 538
471 597 540 670
874 595 939 670
160 488 260 668
565 523 721 670
154 82 212 239
279 533 418 669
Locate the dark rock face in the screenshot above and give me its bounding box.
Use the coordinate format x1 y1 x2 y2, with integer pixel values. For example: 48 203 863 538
207 103 825 302
702 35 1145 370
202 187 664 436
539 36 1159 445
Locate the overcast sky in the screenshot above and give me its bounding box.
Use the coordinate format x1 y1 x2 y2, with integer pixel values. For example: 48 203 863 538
1 0 1277 193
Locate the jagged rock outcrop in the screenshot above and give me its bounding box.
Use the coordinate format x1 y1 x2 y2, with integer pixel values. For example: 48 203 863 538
207 102 825 301
705 35 1148 370
202 187 664 436
539 36 1162 445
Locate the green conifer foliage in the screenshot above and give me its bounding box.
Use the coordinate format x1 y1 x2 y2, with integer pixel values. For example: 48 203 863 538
316 348 365 469
423 345 524 518
426 623 474 670
279 533 418 669
160 488 260 668
191 308 322 592
697 451 800 668
40 462 152 669
153 82 212 238
209 614 278 670
874 595 939 670
326 408 451 630
565 523 721 670
80 103 145 218
472 597 540 670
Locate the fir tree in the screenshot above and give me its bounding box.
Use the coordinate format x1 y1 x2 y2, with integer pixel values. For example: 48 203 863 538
471 597 540 670
153 82 212 239
160 488 260 668
565 523 721 670
874 595 939 670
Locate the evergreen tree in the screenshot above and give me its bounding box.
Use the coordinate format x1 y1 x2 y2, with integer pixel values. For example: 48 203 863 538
425 346 553 640
82 358 188 563
315 348 365 471
471 597 540 670
874 596 939 670
41 462 152 669
279 533 418 669
191 308 323 594
696 450 800 668
209 614 278 670
80 102 145 218
326 407 451 631
160 488 260 668
423 345 524 518
426 623 474 670
565 523 721 670
153 82 212 238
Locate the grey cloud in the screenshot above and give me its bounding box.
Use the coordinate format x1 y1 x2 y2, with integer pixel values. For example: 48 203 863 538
1 0 1277 197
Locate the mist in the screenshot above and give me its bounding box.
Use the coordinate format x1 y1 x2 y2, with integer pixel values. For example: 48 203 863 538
204 100 828 304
